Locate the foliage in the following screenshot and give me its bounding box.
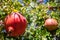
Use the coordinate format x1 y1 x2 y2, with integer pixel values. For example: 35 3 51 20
0 0 60 40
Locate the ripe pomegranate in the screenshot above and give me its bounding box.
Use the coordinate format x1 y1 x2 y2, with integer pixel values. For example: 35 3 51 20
4 12 27 37
44 18 58 31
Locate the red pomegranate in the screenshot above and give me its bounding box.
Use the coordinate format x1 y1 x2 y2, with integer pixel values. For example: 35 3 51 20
44 18 58 31
4 12 27 37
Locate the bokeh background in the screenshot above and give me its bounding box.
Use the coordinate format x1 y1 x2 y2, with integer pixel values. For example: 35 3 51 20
0 0 60 40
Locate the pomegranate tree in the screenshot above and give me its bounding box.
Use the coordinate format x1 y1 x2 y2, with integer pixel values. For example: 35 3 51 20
44 18 58 31
4 12 27 37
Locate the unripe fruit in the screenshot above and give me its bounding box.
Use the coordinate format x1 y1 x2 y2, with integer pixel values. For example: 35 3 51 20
44 18 58 31
4 12 27 37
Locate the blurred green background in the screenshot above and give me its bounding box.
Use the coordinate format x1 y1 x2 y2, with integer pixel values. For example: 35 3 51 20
0 0 60 40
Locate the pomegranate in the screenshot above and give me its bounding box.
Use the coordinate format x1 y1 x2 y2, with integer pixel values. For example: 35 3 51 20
44 18 58 31
4 12 27 37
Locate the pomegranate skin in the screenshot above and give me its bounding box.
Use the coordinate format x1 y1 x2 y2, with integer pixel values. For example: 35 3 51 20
4 12 27 37
44 18 58 31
